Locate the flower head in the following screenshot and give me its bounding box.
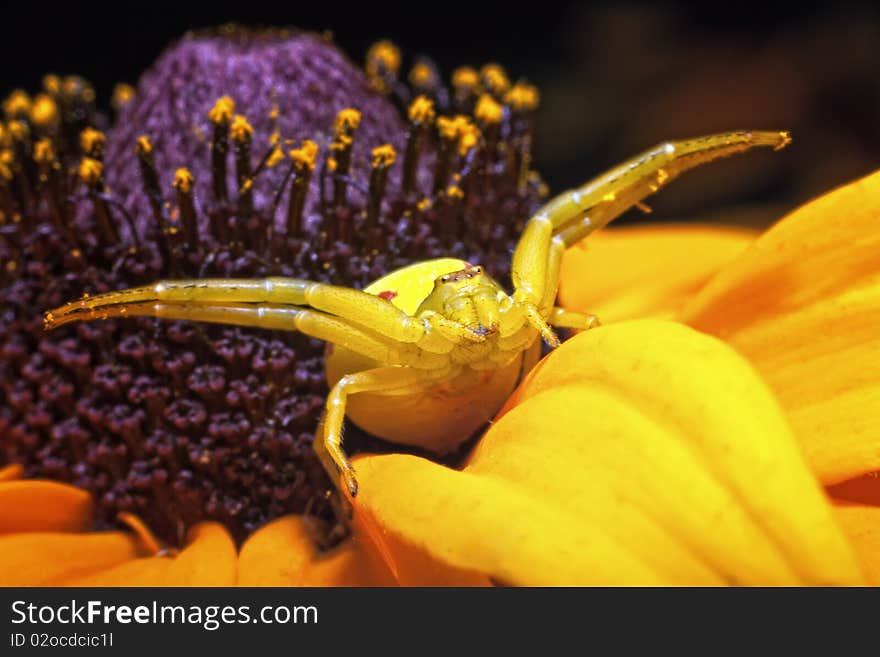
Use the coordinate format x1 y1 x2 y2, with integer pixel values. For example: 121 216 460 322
0 28 544 547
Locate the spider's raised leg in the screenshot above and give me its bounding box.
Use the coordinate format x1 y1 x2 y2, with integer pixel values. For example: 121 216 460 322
511 130 791 342
317 366 451 496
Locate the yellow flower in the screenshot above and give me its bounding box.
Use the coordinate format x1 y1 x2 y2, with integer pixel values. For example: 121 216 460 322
2 170 878 585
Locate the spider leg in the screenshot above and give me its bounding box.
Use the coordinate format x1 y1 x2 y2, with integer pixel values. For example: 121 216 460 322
511 130 791 340
44 276 440 347
45 298 426 366
548 307 601 331
316 366 450 496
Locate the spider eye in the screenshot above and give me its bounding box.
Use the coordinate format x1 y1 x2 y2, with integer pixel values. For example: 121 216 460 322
440 275 450 283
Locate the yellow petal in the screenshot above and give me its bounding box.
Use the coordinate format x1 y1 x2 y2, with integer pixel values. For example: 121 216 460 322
497 321 860 584
832 503 880 585
355 453 665 586
66 522 237 586
681 170 880 484
0 532 143 586
0 480 93 533
238 516 395 586
558 224 756 323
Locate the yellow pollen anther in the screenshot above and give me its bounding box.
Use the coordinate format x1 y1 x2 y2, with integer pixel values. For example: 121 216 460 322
78 157 103 185
173 167 194 192
112 83 135 110
208 96 235 124
504 82 540 111
335 108 362 134
475 94 503 125
136 135 153 155
8 121 28 142
417 197 432 211
0 150 13 181
3 90 31 120
30 94 59 128
452 66 479 90
266 146 284 168
269 105 280 121
480 63 510 95
408 96 436 124
366 40 402 77
409 62 433 87
80 127 105 155
230 114 254 142
371 144 397 169
446 184 464 199
42 74 61 95
33 138 55 164
269 130 281 146
289 140 319 170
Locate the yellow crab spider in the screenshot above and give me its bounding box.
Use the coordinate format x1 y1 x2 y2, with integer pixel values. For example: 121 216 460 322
45 130 791 497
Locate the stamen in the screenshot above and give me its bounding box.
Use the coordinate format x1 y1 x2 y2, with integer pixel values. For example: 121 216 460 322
230 114 255 219
78 157 119 246
366 144 396 249
208 96 235 206
33 138 67 233
285 140 318 239
452 66 480 113
135 136 174 263
327 108 361 243
365 40 401 94
29 94 60 135
480 63 510 98
3 90 32 121
504 82 540 191
402 96 435 197
408 58 439 98
80 127 106 161
111 83 136 113
173 167 199 247
8 121 35 211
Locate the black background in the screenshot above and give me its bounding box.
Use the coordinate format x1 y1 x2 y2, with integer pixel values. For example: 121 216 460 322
3 1 880 222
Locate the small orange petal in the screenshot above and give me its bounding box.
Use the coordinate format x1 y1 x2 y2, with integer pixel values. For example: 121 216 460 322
0 480 93 533
832 503 880 585
238 516 395 586
67 522 237 586
0 464 23 482
681 170 880 484
558 224 756 323
0 531 144 586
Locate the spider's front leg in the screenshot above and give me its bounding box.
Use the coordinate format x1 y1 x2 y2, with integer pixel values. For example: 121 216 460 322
317 366 451 496
511 130 791 341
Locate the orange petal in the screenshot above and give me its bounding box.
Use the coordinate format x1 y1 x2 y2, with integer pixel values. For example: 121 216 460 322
558 224 756 323
0 480 93 533
0 531 144 586
0 464 23 482
832 503 880 585
66 522 237 586
238 516 395 586
681 170 880 484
